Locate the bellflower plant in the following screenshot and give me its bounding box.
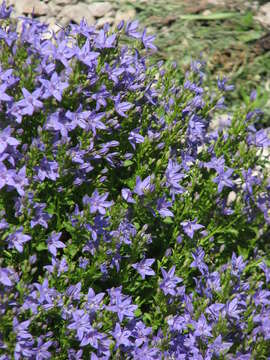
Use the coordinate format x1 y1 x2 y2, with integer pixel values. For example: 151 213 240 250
0 1 270 358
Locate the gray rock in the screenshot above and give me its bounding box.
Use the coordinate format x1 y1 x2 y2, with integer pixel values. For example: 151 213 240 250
53 0 78 5
256 3 270 28
96 15 114 28
85 1 113 18
58 3 95 25
114 8 136 26
14 0 50 17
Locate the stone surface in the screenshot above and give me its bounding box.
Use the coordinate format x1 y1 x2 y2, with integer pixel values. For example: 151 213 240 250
54 0 78 5
96 15 114 28
86 1 113 18
58 3 95 25
14 0 50 16
255 3 270 28
114 8 136 26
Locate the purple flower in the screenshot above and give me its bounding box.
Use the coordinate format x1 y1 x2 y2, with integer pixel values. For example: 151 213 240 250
34 157 59 182
111 323 131 348
141 28 157 51
16 87 43 116
0 267 14 286
0 1 12 19
207 335 232 357
115 99 133 118
46 231 65 257
67 310 91 342
134 175 154 196
107 288 137 322
83 190 114 215
156 196 174 218
193 314 212 338
39 71 69 102
231 253 246 277
30 203 52 229
247 129 270 147
181 219 204 239
125 20 141 39
128 129 145 149
190 247 208 275
242 168 260 196
217 76 234 92
132 258 155 279
213 167 234 193
0 126 20 153
86 288 105 313
0 83 12 102
32 339 52 360
95 29 116 49
165 159 185 197
203 156 225 171
160 266 182 296
225 297 242 320
259 262 270 283
75 39 99 67
121 188 136 203
66 284 81 303
133 344 160 359
6 227 31 253
253 290 270 307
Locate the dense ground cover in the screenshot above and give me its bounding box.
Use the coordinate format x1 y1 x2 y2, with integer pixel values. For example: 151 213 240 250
118 0 270 129
0 1 270 358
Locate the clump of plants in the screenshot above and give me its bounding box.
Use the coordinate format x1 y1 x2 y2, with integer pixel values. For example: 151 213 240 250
0 1 269 358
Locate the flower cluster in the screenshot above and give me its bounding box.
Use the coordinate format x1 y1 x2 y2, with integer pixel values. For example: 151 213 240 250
0 1 270 358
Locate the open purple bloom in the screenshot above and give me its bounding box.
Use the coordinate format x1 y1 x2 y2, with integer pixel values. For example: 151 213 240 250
6 227 31 253
213 167 234 193
0 126 20 153
0 83 12 102
39 71 69 102
95 29 116 49
75 39 99 67
16 87 43 116
193 314 212 338
83 189 114 215
0 1 12 19
67 310 92 342
111 323 131 348
125 20 141 39
160 266 182 296
217 76 234 92
46 231 65 257
190 247 208 275
115 99 133 118
247 129 270 147
165 159 185 197
181 219 204 239
0 267 14 286
156 196 174 218
107 293 137 323
128 129 145 150
121 188 136 203
259 262 270 283
134 175 154 196
141 28 157 51
132 258 155 280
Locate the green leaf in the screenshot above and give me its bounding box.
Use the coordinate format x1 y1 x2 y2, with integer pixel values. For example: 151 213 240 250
237 31 262 43
36 242 47 251
180 12 238 21
123 159 133 167
163 217 174 224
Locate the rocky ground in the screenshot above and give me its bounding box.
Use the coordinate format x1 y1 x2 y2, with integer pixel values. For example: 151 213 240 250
6 0 136 34
4 0 270 36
